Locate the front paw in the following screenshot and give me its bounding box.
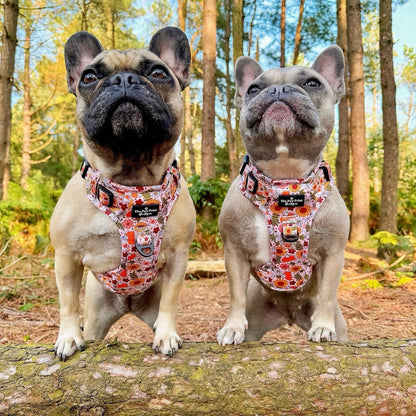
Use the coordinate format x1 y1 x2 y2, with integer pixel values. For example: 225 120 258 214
308 324 337 343
217 317 248 346
153 328 182 357
54 328 85 361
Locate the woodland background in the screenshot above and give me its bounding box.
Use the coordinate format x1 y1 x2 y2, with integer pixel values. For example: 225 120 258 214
0 0 415 258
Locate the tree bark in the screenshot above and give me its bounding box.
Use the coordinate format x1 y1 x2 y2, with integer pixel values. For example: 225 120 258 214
1 340 416 415
231 0 244 179
335 0 350 201
292 0 305 65
0 0 19 200
232 0 243 67
346 0 370 241
280 0 286 67
178 0 188 177
224 0 239 181
379 0 399 234
201 0 217 219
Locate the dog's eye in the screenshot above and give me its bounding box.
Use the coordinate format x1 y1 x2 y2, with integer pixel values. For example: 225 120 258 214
81 72 98 85
150 68 168 80
304 78 321 88
247 85 260 95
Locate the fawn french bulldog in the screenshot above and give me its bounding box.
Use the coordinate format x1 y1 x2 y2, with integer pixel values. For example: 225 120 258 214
51 27 195 360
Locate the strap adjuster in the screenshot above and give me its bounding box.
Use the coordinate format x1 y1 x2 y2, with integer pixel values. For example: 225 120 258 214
246 171 259 194
80 159 90 179
96 184 114 207
319 165 330 182
239 154 250 175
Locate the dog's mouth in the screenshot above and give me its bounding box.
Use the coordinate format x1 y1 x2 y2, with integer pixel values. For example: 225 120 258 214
110 100 145 137
82 89 175 157
246 97 319 130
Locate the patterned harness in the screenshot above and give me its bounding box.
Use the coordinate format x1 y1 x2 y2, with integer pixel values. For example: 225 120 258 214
80 159 181 295
238 155 334 291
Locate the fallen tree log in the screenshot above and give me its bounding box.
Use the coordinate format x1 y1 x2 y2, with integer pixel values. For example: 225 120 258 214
1 340 416 415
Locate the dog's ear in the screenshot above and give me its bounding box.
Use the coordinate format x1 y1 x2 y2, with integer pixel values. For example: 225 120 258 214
234 56 263 109
312 45 345 103
64 32 104 95
149 26 191 90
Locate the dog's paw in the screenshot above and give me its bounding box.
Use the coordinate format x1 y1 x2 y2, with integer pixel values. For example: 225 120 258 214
307 326 337 343
54 328 85 361
152 331 183 357
217 317 248 346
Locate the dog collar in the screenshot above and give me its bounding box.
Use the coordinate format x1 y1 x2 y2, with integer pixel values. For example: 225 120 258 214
80 159 181 295
239 155 334 291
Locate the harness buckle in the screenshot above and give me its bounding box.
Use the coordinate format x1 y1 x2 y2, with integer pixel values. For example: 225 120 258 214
96 184 114 207
135 233 154 257
281 218 299 242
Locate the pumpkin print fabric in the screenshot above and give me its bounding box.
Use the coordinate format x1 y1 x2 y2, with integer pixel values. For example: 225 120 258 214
238 157 334 291
81 160 181 295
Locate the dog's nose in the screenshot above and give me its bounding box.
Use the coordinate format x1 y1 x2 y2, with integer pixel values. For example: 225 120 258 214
109 72 140 87
268 85 296 97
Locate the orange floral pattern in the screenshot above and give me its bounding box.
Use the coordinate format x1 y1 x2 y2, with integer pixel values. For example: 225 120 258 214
83 161 181 295
239 158 334 291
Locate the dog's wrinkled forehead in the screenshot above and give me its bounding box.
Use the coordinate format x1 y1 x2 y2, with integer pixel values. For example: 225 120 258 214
257 66 325 88
87 49 169 76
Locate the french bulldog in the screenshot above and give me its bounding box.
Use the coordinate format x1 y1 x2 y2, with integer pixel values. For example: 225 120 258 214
51 27 196 360
217 46 349 346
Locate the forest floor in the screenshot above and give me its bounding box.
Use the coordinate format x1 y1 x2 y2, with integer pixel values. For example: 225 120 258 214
1 242 416 346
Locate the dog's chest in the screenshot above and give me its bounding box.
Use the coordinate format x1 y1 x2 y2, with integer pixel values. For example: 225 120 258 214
239 160 334 291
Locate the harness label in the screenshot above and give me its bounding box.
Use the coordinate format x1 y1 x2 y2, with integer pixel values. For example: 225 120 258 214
278 194 305 207
132 204 160 218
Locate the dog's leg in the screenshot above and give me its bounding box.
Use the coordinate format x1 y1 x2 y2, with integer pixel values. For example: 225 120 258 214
83 272 126 340
54 254 85 360
244 278 289 341
217 246 251 345
151 248 188 356
334 301 348 341
307 250 345 342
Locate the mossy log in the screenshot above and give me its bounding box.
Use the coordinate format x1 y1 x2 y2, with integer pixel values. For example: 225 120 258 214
1 340 416 415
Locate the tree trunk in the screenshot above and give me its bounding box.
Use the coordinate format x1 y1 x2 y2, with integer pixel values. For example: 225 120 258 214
201 0 217 219
335 0 350 201
178 0 188 177
188 99 197 175
346 0 370 241
1 340 416 415
292 0 305 65
224 0 239 181
379 0 399 234
0 0 19 200
232 0 244 178
232 0 243 67
280 0 286 67
247 2 256 57
21 12 33 191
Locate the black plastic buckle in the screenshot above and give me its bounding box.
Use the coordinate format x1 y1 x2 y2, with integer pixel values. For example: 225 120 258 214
319 164 330 182
96 184 114 207
80 159 90 179
245 171 259 194
239 154 250 175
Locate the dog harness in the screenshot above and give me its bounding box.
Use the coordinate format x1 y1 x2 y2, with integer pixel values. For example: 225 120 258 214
80 159 181 295
239 155 334 291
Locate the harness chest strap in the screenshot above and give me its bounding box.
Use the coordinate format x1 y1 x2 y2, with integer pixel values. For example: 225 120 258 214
238 156 334 291
80 159 181 295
